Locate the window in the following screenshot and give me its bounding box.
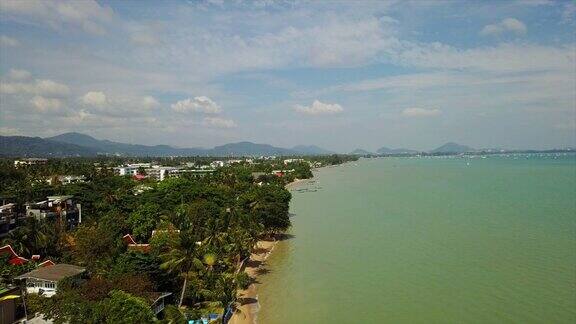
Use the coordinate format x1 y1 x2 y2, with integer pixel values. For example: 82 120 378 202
44 281 56 289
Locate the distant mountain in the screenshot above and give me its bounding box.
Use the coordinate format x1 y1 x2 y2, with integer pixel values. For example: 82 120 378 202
1 132 331 157
430 142 474 153
48 132 208 156
211 141 296 156
0 136 98 157
350 148 374 155
292 145 334 155
376 147 419 155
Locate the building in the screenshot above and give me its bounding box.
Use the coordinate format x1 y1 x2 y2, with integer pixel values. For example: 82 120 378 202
148 292 172 315
145 166 180 181
210 160 225 168
283 158 304 165
0 285 26 324
15 263 85 297
115 163 152 176
0 203 18 237
13 158 48 168
46 175 86 185
26 196 82 229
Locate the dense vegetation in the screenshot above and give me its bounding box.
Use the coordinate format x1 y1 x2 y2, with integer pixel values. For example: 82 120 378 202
0 155 357 322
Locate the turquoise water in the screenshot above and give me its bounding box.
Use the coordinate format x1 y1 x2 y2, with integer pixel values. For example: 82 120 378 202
258 154 576 323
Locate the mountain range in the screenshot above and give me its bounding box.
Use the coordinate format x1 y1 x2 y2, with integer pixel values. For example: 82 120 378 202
429 142 474 154
0 132 482 157
0 132 334 157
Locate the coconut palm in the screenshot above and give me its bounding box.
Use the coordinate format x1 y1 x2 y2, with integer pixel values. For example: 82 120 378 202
160 230 203 307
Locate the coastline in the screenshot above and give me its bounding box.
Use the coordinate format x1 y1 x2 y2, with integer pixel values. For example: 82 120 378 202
229 178 309 324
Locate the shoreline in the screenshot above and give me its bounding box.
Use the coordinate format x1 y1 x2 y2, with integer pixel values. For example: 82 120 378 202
229 178 309 324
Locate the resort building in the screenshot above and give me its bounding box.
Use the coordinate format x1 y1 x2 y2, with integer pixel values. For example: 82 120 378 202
26 196 82 229
13 158 48 168
15 263 86 297
46 175 86 185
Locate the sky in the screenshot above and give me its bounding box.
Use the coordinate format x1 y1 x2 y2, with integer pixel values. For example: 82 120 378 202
0 0 574 152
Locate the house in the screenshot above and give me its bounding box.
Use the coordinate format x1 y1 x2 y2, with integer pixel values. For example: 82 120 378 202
26 196 82 229
0 244 54 267
122 234 151 253
13 158 48 168
0 285 26 324
148 292 172 315
0 245 28 266
15 263 86 297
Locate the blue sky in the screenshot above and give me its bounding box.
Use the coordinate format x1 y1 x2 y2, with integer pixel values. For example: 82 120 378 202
0 0 574 152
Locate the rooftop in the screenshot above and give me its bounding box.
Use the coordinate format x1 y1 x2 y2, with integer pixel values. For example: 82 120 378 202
15 263 85 281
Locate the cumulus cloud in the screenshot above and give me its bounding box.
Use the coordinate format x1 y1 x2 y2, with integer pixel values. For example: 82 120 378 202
294 100 343 115
30 96 62 112
7 69 31 80
0 35 20 47
402 107 442 117
82 91 107 106
172 96 221 114
480 18 527 36
142 96 159 108
0 78 70 97
203 117 237 128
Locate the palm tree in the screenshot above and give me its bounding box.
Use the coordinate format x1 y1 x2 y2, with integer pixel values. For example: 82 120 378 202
160 231 203 307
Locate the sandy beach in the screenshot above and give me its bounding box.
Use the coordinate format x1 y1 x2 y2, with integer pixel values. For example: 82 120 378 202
229 238 278 324
229 179 307 324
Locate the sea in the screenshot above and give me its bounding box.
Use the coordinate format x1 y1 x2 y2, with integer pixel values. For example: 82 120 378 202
257 153 576 323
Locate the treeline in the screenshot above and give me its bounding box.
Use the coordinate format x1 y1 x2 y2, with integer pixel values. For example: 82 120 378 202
0 155 354 322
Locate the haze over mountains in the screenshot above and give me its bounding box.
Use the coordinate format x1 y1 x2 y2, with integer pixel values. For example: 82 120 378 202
0 132 335 157
2 132 568 158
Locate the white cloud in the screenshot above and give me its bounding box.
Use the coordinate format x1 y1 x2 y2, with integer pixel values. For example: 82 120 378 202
142 96 159 109
203 117 237 128
0 79 70 97
81 91 107 106
30 96 62 112
295 100 343 115
402 108 442 117
171 96 221 114
7 69 31 80
480 18 527 36
0 35 20 47
1 0 113 35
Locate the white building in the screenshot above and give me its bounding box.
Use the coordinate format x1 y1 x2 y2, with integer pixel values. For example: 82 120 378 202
16 264 85 297
210 160 225 168
46 175 86 185
14 158 48 168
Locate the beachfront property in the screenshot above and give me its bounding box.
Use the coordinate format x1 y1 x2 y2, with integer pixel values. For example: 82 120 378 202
15 263 86 297
13 158 48 168
26 195 82 228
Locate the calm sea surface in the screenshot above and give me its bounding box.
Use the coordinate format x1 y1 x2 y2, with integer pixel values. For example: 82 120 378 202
258 154 576 323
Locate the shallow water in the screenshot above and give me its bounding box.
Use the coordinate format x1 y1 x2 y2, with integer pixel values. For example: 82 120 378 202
258 154 576 323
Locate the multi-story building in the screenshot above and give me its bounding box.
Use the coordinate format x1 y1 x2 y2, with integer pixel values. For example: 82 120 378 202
26 196 82 229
